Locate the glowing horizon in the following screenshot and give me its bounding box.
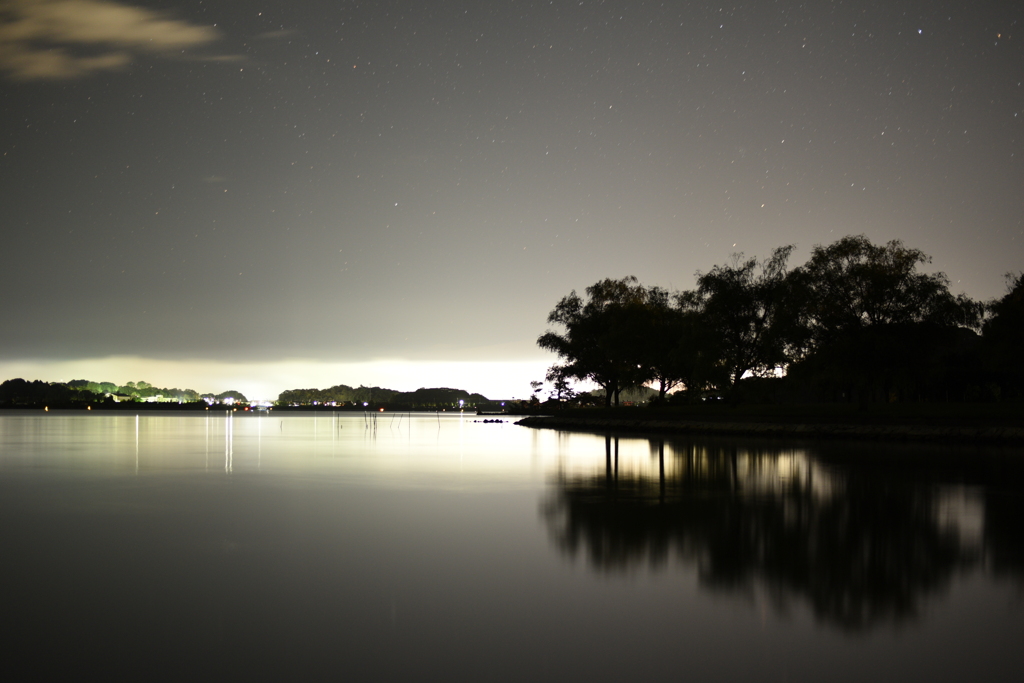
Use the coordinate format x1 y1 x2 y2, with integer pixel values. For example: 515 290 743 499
0 356 556 402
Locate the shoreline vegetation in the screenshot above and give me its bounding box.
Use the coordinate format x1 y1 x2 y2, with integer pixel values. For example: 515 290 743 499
516 235 1024 444
535 236 1022 408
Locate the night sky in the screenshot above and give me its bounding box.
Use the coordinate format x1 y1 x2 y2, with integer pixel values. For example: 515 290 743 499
1 0 1021 399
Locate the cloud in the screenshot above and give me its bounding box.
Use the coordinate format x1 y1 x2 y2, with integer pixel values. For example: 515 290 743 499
0 0 228 80
255 28 298 41
180 52 243 63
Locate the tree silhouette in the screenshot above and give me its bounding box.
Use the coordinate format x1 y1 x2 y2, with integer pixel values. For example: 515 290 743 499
789 235 984 402
982 273 1024 400
538 276 662 407
690 245 799 394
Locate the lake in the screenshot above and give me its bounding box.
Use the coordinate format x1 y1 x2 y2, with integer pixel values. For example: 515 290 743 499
1 410 1021 681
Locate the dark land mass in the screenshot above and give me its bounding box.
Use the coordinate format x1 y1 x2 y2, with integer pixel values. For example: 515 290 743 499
517 403 1024 444
0 402 236 412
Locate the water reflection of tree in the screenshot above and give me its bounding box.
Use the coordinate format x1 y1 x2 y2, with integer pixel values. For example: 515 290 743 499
986 491 1024 582
813 442 1024 587
543 436 994 632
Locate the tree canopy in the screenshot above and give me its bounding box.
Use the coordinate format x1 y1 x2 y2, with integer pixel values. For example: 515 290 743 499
538 276 669 406
982 273 1024 400
690 245 798 388
536 235 996 404
796 235 982 344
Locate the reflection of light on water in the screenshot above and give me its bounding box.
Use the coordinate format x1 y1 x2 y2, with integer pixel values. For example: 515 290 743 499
936 487 984 551
546 434 828 499
740 451 833 500
774 453 797 480
224 411 233 472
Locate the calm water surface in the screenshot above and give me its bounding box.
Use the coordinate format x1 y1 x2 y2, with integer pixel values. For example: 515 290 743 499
1 410 1022 681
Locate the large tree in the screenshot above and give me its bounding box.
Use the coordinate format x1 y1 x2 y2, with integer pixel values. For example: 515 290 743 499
538 277 661 407
790 235 983 402
690 245 799 393
661 298 732 402
796 235 981 343
982 273 1024 400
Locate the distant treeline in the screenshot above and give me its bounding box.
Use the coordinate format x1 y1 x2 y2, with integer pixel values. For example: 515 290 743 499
538 235 1023 406
0 378 247 407
277 385 490 409
0 377 493 411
